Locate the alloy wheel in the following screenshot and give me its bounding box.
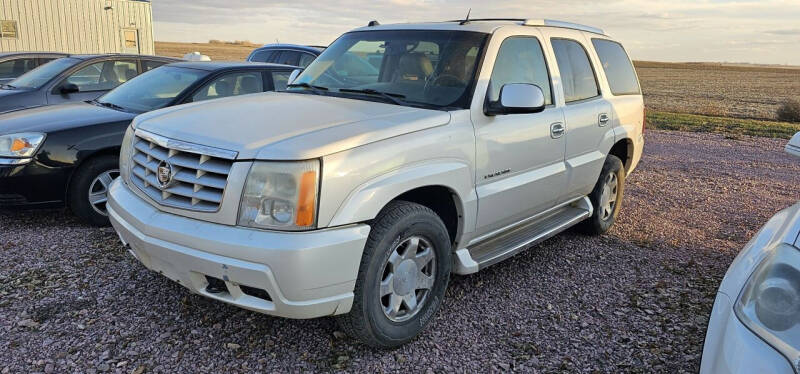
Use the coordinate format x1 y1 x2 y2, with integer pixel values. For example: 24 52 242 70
88 169 120 216
379 236 436 322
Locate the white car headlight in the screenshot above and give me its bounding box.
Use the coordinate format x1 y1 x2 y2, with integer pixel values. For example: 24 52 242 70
0 132 45 158
735 243 800 371
238 159 320 231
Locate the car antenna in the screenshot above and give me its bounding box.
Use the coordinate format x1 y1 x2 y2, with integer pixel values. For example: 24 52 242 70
459 8 471 25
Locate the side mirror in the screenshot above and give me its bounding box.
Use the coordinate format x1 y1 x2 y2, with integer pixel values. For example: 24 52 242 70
787 131 800 158
287 69 302 85
485 83 546 116
60 83 80 95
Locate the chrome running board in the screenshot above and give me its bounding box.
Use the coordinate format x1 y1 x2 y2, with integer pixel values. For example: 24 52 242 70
455 196 592 274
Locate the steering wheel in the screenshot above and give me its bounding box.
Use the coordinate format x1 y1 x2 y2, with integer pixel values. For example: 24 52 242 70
424 73 463 91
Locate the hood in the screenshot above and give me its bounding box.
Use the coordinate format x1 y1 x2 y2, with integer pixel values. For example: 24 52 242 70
0 88 38 113
135 92 451 160
0 101 134 134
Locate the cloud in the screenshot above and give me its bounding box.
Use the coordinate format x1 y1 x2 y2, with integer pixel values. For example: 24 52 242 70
151 0 800 64
765 29 800 35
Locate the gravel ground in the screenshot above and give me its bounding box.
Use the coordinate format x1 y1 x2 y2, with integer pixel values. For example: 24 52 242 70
2 130 799 373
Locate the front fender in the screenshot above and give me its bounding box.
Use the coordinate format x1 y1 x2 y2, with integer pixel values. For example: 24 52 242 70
325 160 477 234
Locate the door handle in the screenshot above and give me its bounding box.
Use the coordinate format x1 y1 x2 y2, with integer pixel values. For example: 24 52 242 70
598 113 610 127
550 122 564 139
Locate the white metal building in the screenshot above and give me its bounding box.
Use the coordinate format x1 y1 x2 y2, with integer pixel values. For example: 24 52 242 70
0 0 154 54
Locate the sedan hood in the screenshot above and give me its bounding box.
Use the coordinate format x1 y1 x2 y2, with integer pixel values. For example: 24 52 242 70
135 92 451 160
0 101 134 134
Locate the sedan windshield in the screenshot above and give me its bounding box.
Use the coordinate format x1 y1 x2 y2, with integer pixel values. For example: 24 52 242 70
97 66 208 113
290 30 487 110
8 57 80 89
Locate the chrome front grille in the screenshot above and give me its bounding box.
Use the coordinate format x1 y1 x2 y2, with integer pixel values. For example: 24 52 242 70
130 129 238 212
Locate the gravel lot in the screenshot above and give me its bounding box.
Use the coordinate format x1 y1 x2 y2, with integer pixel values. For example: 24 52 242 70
2 130 799 373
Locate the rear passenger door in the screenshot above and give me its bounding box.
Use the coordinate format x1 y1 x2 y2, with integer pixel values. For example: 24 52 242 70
540 29 614 203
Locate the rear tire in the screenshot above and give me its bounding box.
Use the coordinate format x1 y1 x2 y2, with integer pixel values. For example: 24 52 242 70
337 201 452 348
580 155 625 235
68 155 119 226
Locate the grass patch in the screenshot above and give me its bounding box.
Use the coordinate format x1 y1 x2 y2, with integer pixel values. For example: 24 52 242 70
647 111 800 139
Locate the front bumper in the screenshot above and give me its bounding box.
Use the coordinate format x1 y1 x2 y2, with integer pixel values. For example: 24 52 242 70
108 179 371 319
0 159 71 207
700 292 794 373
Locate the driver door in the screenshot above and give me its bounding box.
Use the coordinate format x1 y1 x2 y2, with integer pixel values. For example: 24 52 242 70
471 30 567 237
48 59 139 105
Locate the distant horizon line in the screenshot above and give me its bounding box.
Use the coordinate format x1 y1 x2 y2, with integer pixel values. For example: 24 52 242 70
153 40 800 69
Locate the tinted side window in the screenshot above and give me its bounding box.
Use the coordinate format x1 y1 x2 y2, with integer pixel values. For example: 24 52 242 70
191 71 264 102
276 51 300 66
66 60 138 91
591 39 640 96
551 39 599 102
143 60 167 72
271 71 291 91
250 49 274 63
38 57 59 65
0 58 36 78
488 36 552 105
298 53 316 68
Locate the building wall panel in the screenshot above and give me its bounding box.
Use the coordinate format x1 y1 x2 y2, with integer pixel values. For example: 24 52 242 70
0 0 153 54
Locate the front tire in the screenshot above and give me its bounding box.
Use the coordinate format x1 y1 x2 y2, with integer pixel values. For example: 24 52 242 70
337 201 452 348
580 155 625 235
68 155 120 226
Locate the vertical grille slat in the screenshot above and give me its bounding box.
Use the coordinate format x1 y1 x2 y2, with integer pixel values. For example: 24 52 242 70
129 130 236 212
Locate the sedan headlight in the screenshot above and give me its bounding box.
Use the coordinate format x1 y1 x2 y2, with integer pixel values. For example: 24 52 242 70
238 159 320 231
735 243 800 371
0 132 45 158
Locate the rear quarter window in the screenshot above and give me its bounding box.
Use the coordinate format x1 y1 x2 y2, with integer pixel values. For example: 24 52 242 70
591 39 640 96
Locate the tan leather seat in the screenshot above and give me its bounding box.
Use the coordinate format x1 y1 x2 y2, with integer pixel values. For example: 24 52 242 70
393 52 433 82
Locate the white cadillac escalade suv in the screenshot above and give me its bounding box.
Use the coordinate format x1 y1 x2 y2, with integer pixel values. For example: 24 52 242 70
108 18 644 347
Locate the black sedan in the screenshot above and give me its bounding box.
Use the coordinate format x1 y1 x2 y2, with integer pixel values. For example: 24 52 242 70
0 52 68 84
0 54 178 113
0 61 298 225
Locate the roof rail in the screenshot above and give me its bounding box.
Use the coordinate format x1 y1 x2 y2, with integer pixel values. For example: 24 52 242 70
444 18 605 35
523 19 605 35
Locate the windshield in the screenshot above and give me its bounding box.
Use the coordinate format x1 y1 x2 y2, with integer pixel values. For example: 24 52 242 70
9 57 80 89
290 30 487 110
97 66 207 112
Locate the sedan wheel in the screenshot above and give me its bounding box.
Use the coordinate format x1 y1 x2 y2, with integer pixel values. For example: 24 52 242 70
88 169 120 216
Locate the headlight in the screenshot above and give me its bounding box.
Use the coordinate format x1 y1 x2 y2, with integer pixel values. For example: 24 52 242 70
0 133 45 158
238 159 320 231
118 126 135 182
735 243 800 371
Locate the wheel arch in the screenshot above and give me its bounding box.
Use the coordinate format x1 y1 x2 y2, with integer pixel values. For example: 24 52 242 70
608 137 633 172
325 161 477 248
64 146 121 204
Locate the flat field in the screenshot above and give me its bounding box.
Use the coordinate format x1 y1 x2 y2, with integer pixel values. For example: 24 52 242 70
636 61 800 121
155 41 255 61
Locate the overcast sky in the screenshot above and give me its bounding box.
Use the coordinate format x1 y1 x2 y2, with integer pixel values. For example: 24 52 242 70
152 0 800 65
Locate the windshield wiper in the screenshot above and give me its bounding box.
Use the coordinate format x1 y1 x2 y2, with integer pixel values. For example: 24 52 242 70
0 83 16 89
287 82 329 95
337 88 409 106
93 100 127 112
